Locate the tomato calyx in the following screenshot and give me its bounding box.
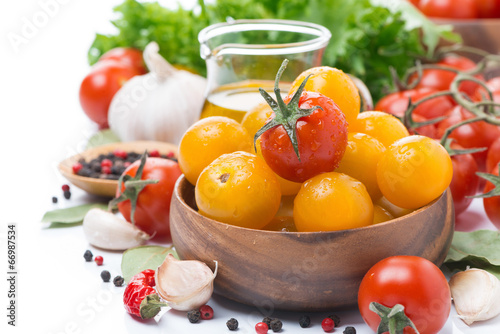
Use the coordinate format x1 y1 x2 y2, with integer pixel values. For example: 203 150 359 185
254 59 323 161
471 163 500 199
109 152 159 225
369 302 419 334
139 294 169 319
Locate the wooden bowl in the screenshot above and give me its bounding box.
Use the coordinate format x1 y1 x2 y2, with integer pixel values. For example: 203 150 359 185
58 141 177 197
170 176 455 311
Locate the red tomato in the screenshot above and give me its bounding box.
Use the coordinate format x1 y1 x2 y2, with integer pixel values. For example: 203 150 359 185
475 0 500 18
358 256 451 334
117 157 182 240
79 60 141 128
483 165 500 228
436 105 500 171
419 0 479 19
408 114 438 138
375 87 454 120
259 91 348 183
411 55 482 97
486 137 500 173
450 145 480 215
99 47 148 74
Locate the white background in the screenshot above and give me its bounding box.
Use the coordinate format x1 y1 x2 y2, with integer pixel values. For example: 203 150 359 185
1 1 500 333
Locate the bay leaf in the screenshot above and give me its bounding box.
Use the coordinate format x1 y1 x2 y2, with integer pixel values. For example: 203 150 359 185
86 129 120 149
41 203 108 225
121 245 178 282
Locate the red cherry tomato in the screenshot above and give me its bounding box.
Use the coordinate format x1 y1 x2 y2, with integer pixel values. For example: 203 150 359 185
411 55 482 97
449 144 480 216
99 47 148 74
418 0 479 19
260 91 348 183
483 165 500 228
475 0 500 18
486 137 500 173
117 157 182 240
79 60 141 128
358 256 451 334
123 269 156 318
436 105 500 171
375 87 454 120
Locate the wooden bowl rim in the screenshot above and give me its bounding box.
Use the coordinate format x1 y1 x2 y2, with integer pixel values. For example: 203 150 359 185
58 141 177 197
173 174 448 236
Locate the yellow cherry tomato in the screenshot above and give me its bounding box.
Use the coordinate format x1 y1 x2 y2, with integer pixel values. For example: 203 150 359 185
294 172 373 232
178 116 252 185
241 102 273 139
288 66 360 126
375 196 414 218
372 205 394 225
350 111 409 147
195 151 281 229
376 135 453 209
335 132 386 200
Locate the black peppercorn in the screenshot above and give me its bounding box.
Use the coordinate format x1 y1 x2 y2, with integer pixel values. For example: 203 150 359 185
52 196 58 204
226 318 238 330
270 318 283 332
343 326 356 334
100 270 111 282
299 315 310 328
83 250 93 262
187 310 201 323
262 316 273 329
327 314 341 327
113 276 124 287
63 190 71 199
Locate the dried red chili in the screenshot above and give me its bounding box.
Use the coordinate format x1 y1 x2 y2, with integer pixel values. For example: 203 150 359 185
123 269 157 318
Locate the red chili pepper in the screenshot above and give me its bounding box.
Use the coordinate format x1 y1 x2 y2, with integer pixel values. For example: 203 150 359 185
123 269 156 318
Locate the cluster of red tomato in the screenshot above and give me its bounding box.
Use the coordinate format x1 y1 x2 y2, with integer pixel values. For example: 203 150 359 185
176 62 453 233
375 53 500 227
79 48 146 128
409 0 500 19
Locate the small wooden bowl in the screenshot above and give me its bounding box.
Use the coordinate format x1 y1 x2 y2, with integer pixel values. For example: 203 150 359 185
170 176 454 311
58 141 177 197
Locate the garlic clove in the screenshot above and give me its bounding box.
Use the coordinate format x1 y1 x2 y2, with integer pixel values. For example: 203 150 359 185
449 268 500 325
155 254 217 311
83 208 150 250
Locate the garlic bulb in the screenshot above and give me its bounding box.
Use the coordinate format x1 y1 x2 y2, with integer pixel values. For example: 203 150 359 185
155 254 217 311
108 42 207 145
449 268 500 325
83 208 149 250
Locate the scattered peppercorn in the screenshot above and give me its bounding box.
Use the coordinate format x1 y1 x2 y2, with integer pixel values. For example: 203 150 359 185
327 314 341 327
83 250 93 262
72 162 83 174
270 318 282 332
299 315 311 328
52 196 58 204
255 322 268 334
199 305 214 320
262 316 273 329
63 190 71 199
226 318 238 330
113 275 124 287
343 326 356 334
100 270 111 282
62 184 70 192
149 149 160 157
94 255 103 266
187 310 201 323
321 317 334 332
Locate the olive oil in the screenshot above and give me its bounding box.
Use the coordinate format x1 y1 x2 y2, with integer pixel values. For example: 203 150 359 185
200 80 290 123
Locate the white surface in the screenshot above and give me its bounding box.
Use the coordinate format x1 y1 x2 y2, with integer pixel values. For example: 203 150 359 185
1 1 500 333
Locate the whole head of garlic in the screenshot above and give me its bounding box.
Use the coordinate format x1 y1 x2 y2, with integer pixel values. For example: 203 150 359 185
83 208 149 250
108 42 207 145
449 268 500 325
155 254 217 311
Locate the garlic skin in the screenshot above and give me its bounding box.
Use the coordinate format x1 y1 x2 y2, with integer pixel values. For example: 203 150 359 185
108 42 207 145
449 268 500 325
83 208 149 250
155 254 217 311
